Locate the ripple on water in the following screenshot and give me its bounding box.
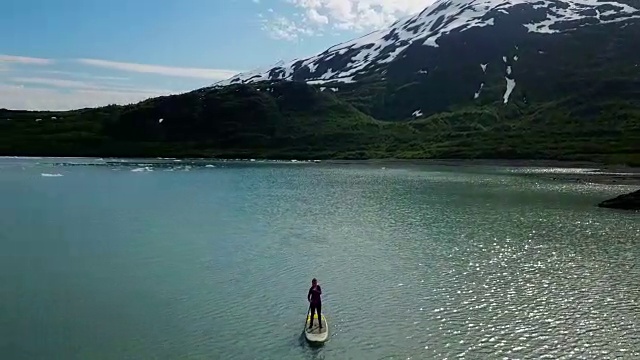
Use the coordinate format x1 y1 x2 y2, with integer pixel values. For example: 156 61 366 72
1 161 639 359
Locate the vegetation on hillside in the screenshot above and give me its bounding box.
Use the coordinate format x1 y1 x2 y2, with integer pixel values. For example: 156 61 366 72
1 79 638 165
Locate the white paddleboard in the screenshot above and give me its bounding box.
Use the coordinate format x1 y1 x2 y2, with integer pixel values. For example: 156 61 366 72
304 313 329 343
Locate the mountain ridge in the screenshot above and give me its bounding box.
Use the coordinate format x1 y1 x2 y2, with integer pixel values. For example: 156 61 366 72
215 0 639 87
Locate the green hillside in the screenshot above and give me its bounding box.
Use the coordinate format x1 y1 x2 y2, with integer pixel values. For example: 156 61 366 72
1 80 639 165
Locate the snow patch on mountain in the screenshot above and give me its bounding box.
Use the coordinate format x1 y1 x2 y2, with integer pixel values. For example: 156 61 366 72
504 77 516 103
474 82 485 99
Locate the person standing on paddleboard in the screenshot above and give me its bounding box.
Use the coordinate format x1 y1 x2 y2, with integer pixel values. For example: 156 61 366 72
307 278 322 329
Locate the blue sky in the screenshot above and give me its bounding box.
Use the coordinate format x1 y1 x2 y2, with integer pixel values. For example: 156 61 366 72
1 0 433 110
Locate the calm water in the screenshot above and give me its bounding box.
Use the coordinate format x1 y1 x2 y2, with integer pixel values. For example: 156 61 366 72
0 157 638 359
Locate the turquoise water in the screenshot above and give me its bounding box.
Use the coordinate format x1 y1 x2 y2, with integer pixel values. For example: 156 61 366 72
0 158 638 359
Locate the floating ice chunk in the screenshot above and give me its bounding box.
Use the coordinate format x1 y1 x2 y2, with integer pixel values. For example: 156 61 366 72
158 118 164 124
41 173 63 177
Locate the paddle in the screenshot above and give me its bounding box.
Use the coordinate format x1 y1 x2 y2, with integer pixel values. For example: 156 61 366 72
302 303 311 333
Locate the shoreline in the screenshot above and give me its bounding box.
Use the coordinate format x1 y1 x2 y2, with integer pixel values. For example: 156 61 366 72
325 159 640 186
2 155 640 186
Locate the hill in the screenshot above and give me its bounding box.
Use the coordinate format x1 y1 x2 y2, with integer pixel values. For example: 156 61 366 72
1 79 638 163
0 82 418 159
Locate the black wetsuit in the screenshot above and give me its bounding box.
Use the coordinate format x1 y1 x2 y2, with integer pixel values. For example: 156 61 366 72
308 285 322 328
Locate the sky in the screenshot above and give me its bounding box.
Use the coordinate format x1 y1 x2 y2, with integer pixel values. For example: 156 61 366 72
1 0 435 110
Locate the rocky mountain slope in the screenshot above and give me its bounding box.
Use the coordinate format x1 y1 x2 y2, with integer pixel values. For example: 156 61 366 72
216 0 640 120
218 0 639 86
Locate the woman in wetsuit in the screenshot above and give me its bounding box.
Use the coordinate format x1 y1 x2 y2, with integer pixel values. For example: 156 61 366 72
307 278 322 329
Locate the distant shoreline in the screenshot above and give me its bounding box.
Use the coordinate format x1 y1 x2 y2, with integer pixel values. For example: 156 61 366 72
323 158 607 168
241 157 628 187
0 155 626 167
322 158 640 186
2 155 639 186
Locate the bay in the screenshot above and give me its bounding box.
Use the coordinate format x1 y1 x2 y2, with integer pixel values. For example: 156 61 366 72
0 158 638 359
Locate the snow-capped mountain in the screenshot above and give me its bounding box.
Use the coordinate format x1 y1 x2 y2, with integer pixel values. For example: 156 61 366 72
215 0 639 87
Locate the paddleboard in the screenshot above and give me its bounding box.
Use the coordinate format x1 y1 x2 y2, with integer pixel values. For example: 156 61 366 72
304 313 329 343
